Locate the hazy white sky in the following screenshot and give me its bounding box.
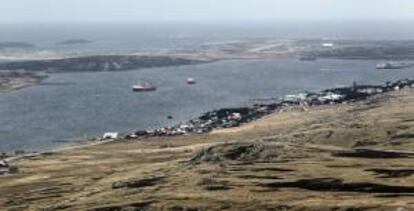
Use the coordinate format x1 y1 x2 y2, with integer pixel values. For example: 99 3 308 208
1 0 414 23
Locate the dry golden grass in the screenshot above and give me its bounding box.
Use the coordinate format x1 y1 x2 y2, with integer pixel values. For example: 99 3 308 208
2 90 414 210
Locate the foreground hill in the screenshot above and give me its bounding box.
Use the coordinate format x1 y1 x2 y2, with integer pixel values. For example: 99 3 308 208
1 89 414 210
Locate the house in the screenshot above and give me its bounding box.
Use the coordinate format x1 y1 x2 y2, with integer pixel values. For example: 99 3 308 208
0 160 8 168
102 132 119 140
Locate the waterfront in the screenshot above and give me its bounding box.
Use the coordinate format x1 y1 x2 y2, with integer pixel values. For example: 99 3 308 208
1 58 414 152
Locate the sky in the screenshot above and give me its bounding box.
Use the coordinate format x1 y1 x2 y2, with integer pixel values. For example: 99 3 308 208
1 0 414 23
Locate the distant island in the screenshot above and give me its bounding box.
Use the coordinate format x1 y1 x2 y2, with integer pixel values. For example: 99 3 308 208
0 55 209 73
1 39 414 92
0 42 35 49
56 39 93 45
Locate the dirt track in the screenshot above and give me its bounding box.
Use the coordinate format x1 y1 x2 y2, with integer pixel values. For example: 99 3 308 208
1 89 414 210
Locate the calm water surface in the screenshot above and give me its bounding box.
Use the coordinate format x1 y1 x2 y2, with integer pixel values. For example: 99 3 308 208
1 58 414 152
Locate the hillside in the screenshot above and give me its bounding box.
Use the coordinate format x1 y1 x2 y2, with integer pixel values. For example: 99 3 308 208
1 89 414 210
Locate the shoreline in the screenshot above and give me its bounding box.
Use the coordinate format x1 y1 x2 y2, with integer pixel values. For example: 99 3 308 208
2 80 414 209
2 77 414 163
126 78 414 138
0 54 211 73
0 71 47 93
2 38 414 71
1 39 414 159
1 38 413 95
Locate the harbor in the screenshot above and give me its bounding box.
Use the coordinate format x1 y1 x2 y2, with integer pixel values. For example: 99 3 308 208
128 78 414 138
2 78 414 210
3 58 414 152
2 0 414 209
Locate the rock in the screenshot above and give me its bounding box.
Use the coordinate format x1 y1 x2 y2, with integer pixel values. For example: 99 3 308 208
190 143 284 164
197 177 231 191
332 149 414 159
365 168 414 178
259 178 414 194
112 176 165 189
8 166 19 174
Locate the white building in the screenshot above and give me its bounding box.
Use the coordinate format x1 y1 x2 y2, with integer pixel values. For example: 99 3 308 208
102 132 119 140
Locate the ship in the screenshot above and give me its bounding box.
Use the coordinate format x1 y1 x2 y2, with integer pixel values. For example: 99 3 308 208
187 77 196 85
132 81 157 92
376 61 410 70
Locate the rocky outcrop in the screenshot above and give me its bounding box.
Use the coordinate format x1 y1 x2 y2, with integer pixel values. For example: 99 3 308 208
0 71 47 92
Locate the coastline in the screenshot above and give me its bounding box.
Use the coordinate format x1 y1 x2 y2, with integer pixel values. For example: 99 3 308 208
2 85 414 209
0 72 47 93
0 54 413 160
1 39 413 94
2 77 414 161
2 38 414 208
2 39 414 72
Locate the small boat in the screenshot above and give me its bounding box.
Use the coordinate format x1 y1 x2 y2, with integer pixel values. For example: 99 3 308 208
187 77 196 85
132 81 157 92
